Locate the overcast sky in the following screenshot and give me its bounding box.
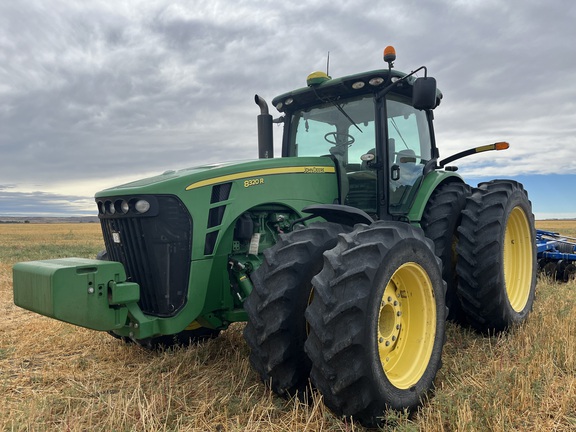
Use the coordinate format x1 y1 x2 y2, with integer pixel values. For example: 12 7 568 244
1 0 575 218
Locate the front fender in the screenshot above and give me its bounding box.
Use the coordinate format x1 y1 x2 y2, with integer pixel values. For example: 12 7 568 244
302 204 374 226
407 171 464 223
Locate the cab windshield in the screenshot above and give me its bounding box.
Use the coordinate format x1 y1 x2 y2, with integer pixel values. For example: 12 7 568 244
287 93 432 216
287 94 375 170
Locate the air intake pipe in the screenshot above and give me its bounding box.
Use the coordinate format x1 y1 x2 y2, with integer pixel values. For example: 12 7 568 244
255 95 273 159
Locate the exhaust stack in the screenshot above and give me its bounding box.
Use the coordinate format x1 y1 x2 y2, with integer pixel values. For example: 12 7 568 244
255 95 273 159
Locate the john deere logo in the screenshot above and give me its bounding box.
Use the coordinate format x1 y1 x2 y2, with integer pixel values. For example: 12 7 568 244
303 167 326 174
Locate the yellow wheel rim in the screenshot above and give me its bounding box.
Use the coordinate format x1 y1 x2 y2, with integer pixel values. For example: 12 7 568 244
504 206 534 312
377 262 436 389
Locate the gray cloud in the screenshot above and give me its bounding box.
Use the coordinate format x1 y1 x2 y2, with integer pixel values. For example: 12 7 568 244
1 0 575 216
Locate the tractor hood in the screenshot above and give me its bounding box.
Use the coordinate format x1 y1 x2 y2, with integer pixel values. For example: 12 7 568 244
94 156 337 199
99 160 253 191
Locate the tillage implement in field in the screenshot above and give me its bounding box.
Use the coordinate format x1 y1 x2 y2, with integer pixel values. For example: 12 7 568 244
537 230 576 282
13 46 537 427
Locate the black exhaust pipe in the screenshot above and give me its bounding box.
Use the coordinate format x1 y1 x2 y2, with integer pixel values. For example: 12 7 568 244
255 94 273 159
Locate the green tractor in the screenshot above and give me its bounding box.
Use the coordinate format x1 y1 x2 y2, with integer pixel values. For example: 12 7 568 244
13 46 537 427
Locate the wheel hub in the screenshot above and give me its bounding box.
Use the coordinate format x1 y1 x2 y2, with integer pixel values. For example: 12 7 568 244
378 291 402 354
377 262 436 389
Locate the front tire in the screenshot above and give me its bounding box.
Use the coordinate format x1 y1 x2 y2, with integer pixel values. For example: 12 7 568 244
456 180 537 332
244 222 351 396
305 222 446 427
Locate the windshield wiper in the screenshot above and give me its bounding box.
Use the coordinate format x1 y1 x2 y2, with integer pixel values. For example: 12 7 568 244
390 117 408 149
311 86 362 133
332 101 363 133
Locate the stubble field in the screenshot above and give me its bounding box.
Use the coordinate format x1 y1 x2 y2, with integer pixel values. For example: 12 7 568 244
1 221 575 431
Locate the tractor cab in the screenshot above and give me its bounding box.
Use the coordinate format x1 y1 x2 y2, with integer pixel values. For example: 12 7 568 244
268 47 441 220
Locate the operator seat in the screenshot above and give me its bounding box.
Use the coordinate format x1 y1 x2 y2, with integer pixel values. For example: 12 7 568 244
390 149 422 208
395 149 419 186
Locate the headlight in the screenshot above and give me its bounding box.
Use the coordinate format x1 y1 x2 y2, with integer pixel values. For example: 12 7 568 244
105 200 115 215
120 200 130 214
369 77 384 86
134 199 151 214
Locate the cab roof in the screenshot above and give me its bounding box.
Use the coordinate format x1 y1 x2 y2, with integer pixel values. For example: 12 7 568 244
272 68 443 113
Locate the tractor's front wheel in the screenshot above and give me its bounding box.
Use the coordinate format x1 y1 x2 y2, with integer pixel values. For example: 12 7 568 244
456 180 537 332
244 222 351 397
305 222 446 427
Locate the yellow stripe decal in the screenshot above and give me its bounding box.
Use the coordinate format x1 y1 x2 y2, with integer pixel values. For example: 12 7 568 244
185 166 336 190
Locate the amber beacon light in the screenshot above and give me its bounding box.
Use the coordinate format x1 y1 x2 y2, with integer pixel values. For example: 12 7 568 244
383 45 396 64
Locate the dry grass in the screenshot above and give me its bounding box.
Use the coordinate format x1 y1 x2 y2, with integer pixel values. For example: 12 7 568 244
1 222 576 431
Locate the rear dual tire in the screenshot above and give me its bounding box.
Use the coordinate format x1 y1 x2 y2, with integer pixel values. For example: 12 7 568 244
421 182 471 322
456 180 537 332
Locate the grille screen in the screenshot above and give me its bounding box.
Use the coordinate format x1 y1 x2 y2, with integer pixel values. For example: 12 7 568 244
211 182 232 203
99 195 192 317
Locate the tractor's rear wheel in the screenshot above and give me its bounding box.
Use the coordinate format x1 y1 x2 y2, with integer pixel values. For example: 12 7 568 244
456 180 537 333
244 222 351 396
304 222 446 427
421 181 471 322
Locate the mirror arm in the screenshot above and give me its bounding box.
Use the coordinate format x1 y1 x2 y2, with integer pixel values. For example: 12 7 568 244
376 66 428 100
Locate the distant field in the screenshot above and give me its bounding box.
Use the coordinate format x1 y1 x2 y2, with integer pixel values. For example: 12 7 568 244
1 222 575 431
535 219 576 238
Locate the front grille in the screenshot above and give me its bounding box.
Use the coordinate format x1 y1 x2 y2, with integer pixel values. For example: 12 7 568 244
98 195 192 317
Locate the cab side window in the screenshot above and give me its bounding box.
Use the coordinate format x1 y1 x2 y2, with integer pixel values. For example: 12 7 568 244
387 97 432 212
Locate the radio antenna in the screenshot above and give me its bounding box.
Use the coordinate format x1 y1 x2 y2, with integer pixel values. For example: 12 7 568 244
326 51 330 76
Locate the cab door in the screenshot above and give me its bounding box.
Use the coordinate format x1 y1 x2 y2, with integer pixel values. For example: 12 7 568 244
386 95 433 215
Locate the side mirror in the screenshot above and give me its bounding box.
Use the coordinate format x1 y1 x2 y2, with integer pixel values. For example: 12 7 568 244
412 77 438 110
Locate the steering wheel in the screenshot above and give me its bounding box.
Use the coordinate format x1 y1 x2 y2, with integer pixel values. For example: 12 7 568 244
324 132 355 147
